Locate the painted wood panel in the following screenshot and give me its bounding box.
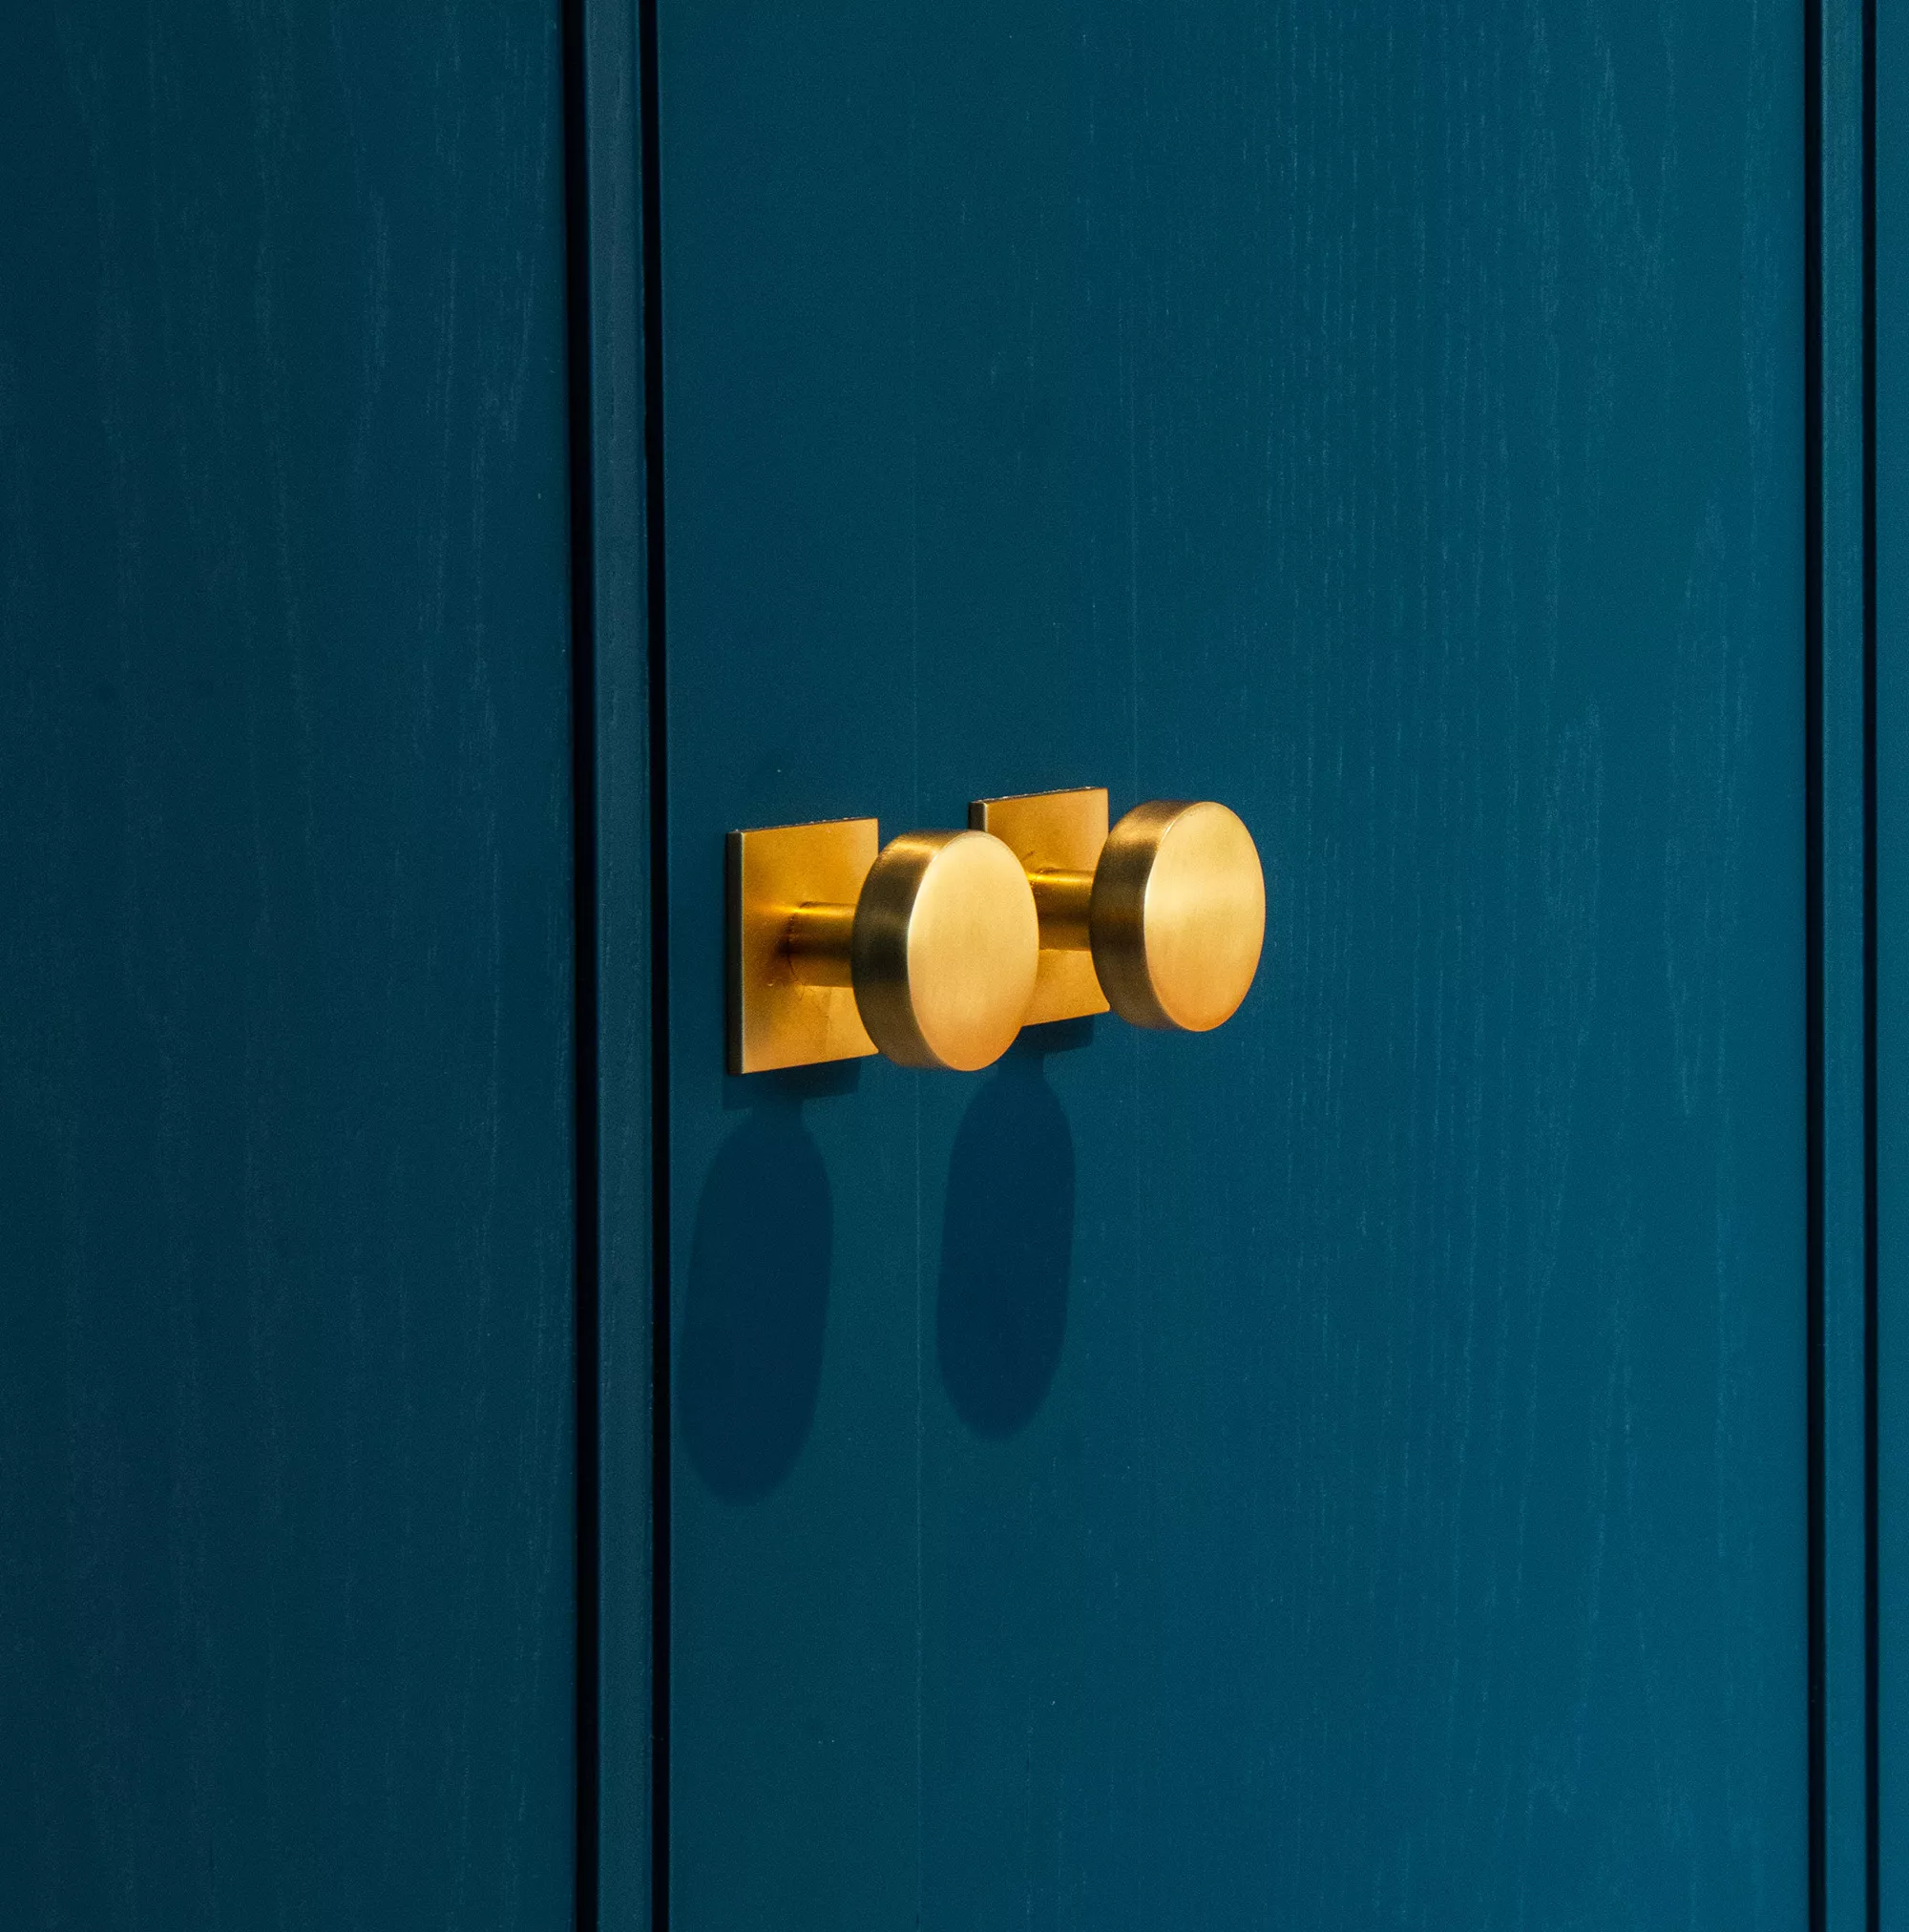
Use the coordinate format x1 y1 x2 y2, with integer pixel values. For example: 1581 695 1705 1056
0 9 577 1925
657 2 1807 1925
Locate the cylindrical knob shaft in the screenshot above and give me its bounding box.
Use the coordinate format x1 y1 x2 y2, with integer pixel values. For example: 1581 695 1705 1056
1029 868 1095 951
784 902 858 986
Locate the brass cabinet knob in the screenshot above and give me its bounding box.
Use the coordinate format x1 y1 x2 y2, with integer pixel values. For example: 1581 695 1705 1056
728 818 1038 1074
971 788 1265 1032
1088 799 1265 1030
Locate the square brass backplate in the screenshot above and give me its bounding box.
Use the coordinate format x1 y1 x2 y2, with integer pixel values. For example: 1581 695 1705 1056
726 817 880 1075
969 787 1111 1026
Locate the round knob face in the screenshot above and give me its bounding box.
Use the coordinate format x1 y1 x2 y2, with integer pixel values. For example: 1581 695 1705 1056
1090 800 1265 1031
852 830 1039 1070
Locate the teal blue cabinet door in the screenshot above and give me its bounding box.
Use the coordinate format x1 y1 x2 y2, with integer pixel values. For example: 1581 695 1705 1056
658 3 1805 1925
0 9 577 1925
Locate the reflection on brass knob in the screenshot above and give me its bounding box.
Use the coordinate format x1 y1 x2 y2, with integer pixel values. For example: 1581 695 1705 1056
971 788 1265 1032
727 818 1038 1074
850 830 1040 1069
1090 800 1264 1030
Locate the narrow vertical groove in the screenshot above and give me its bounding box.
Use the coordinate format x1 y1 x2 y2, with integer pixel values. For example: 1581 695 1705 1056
639 0 672 1923
1862 0 1880 1921
1806 0 1828 1922
559 0 602 1923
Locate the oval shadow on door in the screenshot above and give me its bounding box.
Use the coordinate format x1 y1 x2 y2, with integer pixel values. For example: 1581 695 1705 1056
679 1102 831 1502
937 1048 1075 1436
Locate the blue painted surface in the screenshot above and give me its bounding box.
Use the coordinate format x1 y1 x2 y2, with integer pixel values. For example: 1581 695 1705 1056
0 0 1836 1923
0 8 577 1925
658 3 1807 1925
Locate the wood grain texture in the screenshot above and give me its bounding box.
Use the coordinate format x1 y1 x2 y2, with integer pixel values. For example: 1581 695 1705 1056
657 2 1806 1925
0 7 577 1925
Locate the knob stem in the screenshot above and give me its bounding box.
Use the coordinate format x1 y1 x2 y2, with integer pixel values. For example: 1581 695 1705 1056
784 900 857 986
1029 868 1095 951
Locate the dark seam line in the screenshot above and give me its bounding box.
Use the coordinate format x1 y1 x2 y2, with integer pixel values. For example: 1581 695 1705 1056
1806 0 1828 1926
1863 0 1880 1922
558 0 601 1923
639 0 671 1923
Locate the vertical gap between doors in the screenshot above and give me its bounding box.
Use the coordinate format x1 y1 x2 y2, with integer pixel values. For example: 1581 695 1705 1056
1806 0 1879 1921
1804 0 1828 1922
1862 0 1879 1921
640 0 672 1922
